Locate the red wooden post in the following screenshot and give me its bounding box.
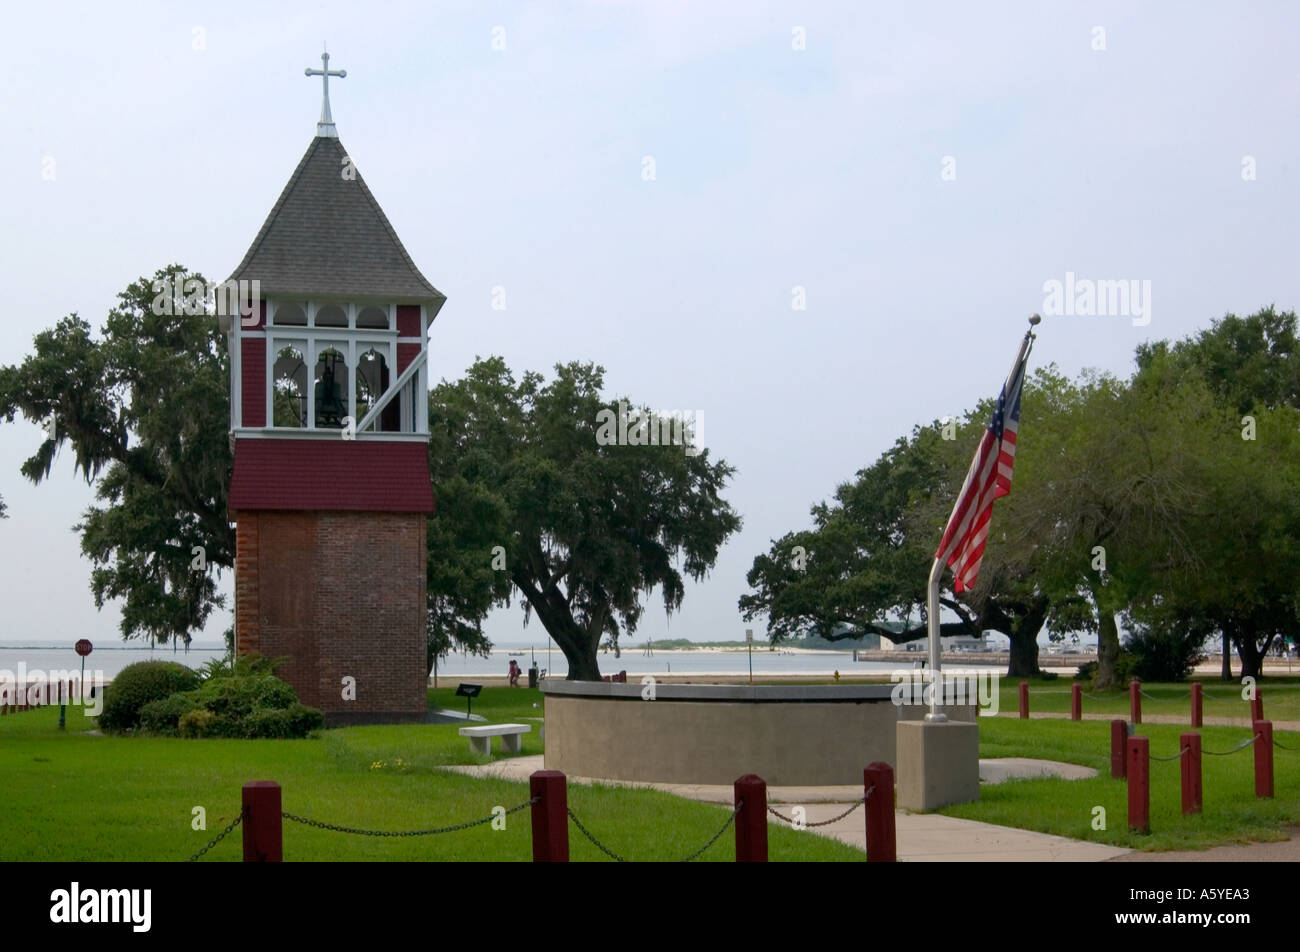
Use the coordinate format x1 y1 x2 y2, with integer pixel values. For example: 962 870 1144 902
1110 719 1127 778
1253 721 1273 799
734 774 768 862
1126 735 1150 833
1129 680 1141 724
241 781 283 862
1070 683 1081 721
1180 733 1201 815
529 770 569 862
1250 689 1263 724
864 762 897 863
1190 682 1202 727
1018 682 1029 719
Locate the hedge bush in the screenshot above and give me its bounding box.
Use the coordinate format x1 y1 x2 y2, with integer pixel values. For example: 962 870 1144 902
140 669 323 739
98 661 201 732
138 692 200 734
1125 626 1205 683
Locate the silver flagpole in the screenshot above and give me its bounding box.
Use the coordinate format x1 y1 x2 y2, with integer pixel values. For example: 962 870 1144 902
925 556 947 722
926 314 1040 723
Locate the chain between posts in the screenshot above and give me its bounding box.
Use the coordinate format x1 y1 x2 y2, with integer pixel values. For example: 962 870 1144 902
1202 733 1263 756
566 801 742 863
188 807 246 862
677 804 743 863
281 796 538 837
767 798 865 827
1139 689 1193 701
1149 745 1192 762
1273 738 1300 751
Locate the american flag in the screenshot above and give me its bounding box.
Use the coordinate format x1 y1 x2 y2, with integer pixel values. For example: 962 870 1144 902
934 330 1035 593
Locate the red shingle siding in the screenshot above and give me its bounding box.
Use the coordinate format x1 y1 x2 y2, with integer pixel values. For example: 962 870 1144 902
228 438 434 513
396 304 421 338
397 342 420 375
233 510 427 715
241 338 266 427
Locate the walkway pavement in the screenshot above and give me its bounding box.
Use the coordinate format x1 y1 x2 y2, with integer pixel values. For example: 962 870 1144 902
1108 828 1300 862
443 755 1129 862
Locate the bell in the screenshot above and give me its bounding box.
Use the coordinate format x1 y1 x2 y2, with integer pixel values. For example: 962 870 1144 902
314 352 346 427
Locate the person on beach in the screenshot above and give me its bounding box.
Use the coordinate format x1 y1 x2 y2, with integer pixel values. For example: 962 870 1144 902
508 659 520 687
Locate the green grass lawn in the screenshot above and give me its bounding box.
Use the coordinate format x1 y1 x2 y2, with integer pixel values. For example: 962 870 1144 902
428 685 544 723
0 699 860 862
6 683 1295 859
322 686 550 769
945 715 1300 851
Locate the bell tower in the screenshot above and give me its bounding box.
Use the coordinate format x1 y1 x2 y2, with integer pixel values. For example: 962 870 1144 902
223 52 441 723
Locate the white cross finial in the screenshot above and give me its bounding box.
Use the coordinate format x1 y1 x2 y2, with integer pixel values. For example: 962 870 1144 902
305 47 346 137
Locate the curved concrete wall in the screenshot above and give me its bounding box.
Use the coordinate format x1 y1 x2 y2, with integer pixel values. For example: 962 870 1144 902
541 681 979 786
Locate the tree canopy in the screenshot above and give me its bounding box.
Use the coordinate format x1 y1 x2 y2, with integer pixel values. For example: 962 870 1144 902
427 357 741 680
741 309 1300 681
0 265 231 643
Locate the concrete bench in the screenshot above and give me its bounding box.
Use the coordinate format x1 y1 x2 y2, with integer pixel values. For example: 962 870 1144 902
459 723 531 755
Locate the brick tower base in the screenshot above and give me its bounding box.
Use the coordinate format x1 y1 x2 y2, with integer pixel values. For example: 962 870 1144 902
233 510 428 725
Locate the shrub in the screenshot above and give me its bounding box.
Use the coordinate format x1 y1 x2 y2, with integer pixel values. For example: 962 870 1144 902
178 708 217 738
195 652 286 682
138 692 202 735
139 670 323 740
284 702 325 736
197 674 298 718
1082 653 1138 690
99 661 201 732
1125 626 1205 682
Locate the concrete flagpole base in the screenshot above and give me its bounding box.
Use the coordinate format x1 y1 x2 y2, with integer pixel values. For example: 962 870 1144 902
896 719 980 811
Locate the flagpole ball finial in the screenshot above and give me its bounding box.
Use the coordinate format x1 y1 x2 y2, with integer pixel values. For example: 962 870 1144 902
1028 313 1042 325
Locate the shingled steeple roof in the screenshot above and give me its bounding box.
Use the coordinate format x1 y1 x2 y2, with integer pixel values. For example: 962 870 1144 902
228 135 445 308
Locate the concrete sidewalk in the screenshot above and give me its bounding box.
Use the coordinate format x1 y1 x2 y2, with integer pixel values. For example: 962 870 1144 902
443 754 1128 862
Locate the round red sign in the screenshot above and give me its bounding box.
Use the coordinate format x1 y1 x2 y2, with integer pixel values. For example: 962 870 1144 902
75 639 93 657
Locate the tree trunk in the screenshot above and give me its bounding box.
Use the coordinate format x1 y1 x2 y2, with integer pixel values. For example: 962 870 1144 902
983 595 1048 678
1094 610 1122 690
1006 598 1049 678
1235 630 1274 682
1007 629 1042 678
1092 582 1122 690
564 640 603 681
1220 630 1232 681
513 570 605 681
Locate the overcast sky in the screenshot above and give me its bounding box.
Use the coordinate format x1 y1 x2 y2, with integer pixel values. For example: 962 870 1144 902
2 1 1297 649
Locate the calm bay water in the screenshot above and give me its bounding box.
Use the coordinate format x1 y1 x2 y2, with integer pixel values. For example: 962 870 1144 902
0 642 1005 681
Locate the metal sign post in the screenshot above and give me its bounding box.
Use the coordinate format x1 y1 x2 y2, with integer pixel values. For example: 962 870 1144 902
746 628 754 685
70 639 93 729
